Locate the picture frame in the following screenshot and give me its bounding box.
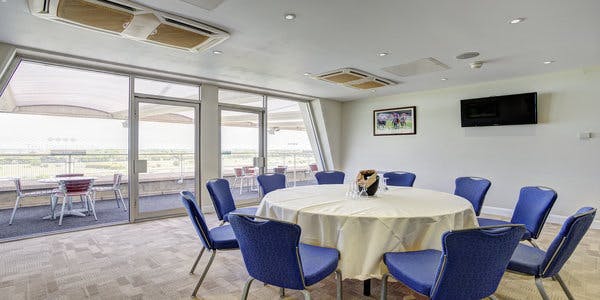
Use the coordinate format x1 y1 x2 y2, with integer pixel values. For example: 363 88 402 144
373 106 417 136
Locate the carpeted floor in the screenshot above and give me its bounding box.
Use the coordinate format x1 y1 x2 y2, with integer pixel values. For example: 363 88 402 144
0 212 597 299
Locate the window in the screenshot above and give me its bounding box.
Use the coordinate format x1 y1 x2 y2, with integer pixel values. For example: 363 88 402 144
267 97 320 186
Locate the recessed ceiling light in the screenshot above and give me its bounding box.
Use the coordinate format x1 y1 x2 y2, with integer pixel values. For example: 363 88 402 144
441 78 448 81
212 50 223 55
456 52 480 59
370 89 376 93
543 60 555 64
284 13 296 20
509 17 526 24
303 72 311 76
378 52 389 57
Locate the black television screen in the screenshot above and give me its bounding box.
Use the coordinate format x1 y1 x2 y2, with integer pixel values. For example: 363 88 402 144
460 92 537 127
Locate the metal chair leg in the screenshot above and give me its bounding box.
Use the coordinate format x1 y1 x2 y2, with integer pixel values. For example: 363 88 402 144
335 269 343 300
51 194 57 219
191 250 216 297
116 190 127 211
241 277 255 300
190 247 205 274
380 273 389 300
8 196 22 225
279 287 285 298
488 295 498 300
113 190 120 208
535 277 550 300
554 274 575 300
58 196 67 226
300 290 311 300
88 194 97 221
528 239 540 249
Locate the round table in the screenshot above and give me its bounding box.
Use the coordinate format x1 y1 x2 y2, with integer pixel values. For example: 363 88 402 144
256 184 478 280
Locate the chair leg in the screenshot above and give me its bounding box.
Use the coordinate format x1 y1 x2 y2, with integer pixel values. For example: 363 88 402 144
58 196 67 226
51 195 57 220
554 273 575 300
528 239 540 249
300 290 311 300
88 194 97 221
335 269 343 300
241 277 255 300
535 277 550 300
380 273 389 300
279 287 285 298
190 247 205 274
191 250 216 297
8 196 22 225
488 295 498 300
117 190 127 211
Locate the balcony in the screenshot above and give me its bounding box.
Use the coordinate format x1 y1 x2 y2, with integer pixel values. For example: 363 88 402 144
0 152 317 241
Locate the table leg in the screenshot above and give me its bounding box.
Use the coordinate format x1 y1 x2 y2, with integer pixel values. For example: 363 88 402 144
363 279 371 296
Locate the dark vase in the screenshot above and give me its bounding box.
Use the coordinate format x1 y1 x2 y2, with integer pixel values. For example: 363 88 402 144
358 174 379 196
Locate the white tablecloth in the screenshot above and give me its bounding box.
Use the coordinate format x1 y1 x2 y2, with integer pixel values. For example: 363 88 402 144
256 184 478 280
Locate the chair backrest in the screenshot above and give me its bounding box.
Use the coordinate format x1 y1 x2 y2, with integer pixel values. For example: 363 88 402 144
430 225 526 300
206 178 237 221
112 173 123 189
309 163 318 172
56 173 84 178
510 186 557 239
243 166 255 175
454 177 492 216
180 191 213 250
228 214 306 290
13 178 23 196
257 173 286 195
273 166 287 174
234 168 243 177
540 207 596 278
62 179 93 194
383 171 416 187
315 171 345 185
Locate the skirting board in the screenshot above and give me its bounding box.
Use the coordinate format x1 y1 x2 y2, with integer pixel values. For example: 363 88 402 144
481 206 600 230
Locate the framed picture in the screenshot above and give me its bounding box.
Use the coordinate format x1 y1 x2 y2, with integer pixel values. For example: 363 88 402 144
373 106 417 136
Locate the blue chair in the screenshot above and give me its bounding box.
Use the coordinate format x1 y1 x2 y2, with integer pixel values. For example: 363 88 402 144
454 176 492 216
229 213 342 300
256 173 286 196
507 207 596 300
315 171 345 185
478 186 557 246
206 178 257 223
383 171 416 187
180 191 239 297
381 224 525 300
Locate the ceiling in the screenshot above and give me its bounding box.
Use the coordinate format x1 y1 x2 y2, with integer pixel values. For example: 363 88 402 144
1 0 599 101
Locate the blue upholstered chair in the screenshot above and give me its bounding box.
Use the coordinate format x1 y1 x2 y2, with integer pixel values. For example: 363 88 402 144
256 173 286 196
454 177 492 216
206 178 257 223
229 213 342 300
507 207 596 300
315 171 345 185
383 171 416 187
180 191 239 297
478 186 557 246
381 224 525 300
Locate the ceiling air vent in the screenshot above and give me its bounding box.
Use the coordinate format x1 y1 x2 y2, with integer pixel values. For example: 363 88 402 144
315 68 397 90
28 0 229 52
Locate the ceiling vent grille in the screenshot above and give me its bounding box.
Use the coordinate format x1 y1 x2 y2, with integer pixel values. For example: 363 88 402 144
315 68 397 90
28 0 229 52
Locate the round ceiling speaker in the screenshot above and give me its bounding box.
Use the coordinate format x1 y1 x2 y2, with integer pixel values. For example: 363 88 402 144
456 52 480 59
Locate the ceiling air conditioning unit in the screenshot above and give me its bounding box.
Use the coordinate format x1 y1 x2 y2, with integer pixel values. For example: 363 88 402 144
28 0 229 52
315 68 397 90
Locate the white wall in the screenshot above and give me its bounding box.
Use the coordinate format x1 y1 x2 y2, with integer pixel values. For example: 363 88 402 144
341 67 600 223
311 99 342 170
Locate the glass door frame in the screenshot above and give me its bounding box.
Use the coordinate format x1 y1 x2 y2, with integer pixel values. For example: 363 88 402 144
218 103 266 205
130 94 201 221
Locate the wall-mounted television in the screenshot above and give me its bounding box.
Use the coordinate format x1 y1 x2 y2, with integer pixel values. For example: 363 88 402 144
460 92 537 127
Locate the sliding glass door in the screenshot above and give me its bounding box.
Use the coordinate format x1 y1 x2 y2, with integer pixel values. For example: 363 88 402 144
131 97 200 220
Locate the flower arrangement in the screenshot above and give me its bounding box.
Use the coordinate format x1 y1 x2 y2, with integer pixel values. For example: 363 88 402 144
356 169 380 196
